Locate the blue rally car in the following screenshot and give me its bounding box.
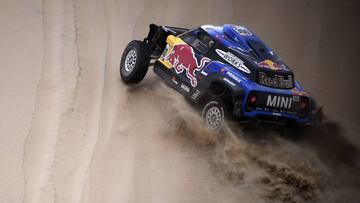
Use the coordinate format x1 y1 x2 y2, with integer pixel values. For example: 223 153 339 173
120 24 322 131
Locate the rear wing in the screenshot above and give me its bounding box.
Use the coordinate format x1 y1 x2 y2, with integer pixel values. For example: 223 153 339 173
144 24 189 58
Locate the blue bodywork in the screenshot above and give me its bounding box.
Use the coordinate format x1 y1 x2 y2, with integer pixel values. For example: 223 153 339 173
197 24 316 124
152 24 319 125
202 62 310 123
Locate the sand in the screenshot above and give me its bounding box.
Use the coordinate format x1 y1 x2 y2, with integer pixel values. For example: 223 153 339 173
0 0 359 203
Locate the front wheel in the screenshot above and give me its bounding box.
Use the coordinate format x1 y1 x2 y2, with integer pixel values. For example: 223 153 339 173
201 100 225 132
120 40 150 84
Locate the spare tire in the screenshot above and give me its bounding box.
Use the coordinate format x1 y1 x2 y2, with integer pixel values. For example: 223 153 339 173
120 40 150 84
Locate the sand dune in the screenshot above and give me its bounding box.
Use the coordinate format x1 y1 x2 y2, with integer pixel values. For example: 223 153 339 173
0 0 359 203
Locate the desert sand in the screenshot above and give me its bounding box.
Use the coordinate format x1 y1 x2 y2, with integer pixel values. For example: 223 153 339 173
0 0 359 203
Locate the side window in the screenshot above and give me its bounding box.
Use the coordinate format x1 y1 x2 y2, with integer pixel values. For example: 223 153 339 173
180 29 215 55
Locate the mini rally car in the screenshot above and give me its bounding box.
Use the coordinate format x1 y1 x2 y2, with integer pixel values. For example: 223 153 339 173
120 24 321 131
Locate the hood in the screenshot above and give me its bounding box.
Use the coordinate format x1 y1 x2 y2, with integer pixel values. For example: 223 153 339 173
209 24 295 89
222 24 292 71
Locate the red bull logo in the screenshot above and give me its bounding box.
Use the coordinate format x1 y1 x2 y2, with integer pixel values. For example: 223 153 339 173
257 60 285 70
164 44 211 87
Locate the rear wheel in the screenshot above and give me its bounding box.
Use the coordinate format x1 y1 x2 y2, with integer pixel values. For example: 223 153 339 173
201 100 225 132
120 40 150 84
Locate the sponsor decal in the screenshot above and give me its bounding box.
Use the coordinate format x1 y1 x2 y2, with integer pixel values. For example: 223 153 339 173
272 112 282 116
171 76 179 85
191 90 201 100
200 70 208 76
181 83 190 93
223 78 236 86
159 45 174 69
257 59 286 70
233 25 252 36
258 72 293 89
266 95 293 109
160 45 169 59
293 95 300 102
164 43 211 87
215 49 251 74
225 71 241 83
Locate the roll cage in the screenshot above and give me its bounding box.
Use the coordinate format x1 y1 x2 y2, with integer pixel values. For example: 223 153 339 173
144 24 189 58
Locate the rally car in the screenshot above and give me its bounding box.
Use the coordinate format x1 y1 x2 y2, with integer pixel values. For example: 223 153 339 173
119 24 321 131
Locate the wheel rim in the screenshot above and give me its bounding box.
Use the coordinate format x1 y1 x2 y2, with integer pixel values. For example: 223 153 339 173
124 49 137 75
205 106 223 131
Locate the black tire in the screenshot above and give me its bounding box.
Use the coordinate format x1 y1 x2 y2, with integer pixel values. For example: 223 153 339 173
120 40 150 84
201 99 226 132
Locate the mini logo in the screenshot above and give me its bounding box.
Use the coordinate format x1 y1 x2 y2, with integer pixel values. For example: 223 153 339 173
215 49 251 74
266 95 292 109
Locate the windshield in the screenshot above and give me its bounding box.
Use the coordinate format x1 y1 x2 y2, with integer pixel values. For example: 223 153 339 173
180 29 215 55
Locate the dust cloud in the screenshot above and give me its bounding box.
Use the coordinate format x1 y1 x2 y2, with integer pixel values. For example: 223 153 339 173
115 79 360 203
97 73 360 203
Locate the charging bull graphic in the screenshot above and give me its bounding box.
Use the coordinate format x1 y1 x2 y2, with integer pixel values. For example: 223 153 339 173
257 59 286 70
164 44 211 87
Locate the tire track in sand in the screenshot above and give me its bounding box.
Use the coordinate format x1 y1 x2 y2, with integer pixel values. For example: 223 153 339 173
23 0 107 202
23 1 67 202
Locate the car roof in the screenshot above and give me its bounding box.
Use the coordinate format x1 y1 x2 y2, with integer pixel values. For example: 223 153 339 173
202 24 282 64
